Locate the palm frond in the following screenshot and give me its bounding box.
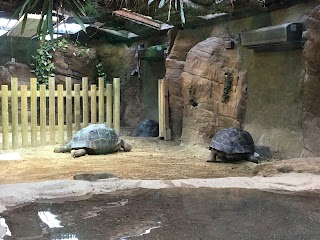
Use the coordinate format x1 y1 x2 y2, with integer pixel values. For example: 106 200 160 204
16 0 88 42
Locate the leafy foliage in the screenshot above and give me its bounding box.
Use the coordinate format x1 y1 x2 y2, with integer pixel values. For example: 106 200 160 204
31 39 68 86
96 62 106 79
148 0 185 23
15 0 89 42
222 71 233 103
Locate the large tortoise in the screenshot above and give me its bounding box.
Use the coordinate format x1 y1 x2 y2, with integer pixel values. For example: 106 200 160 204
54 124 132 158
133 119 159 137
207 127 258 164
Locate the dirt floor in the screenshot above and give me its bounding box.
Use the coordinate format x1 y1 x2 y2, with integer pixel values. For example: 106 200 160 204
0 136 319 184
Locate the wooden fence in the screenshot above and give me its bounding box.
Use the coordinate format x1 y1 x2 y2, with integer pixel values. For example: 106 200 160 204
0 77 120 150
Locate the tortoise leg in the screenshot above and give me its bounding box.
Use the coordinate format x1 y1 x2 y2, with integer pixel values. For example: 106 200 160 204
120 140 132 152
71 149 87 158
54 146 69 153
248 154 259 164
206 149 217 162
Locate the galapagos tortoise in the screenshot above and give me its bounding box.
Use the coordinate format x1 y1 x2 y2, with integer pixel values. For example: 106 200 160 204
133 119 159 137
54 124 132 158
207 127 258 164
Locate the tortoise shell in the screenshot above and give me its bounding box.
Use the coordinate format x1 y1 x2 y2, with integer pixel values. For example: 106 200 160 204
66 124 121 154
133 119 159 137
210 127 255 155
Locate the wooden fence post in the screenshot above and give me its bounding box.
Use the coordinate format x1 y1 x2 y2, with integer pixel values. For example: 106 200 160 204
40 85 47 145
74 84 81 132
66 77 72 141
30 78 37 147
158 79 164 138
106 84 113 128
21 85 28 147
49 77 56 144
11 78 18 149
158 79 171 140
90 85 97 124
57 84 64 144
82 77 89 127
98 77 105 123
1 85 9 150
113 78 120 133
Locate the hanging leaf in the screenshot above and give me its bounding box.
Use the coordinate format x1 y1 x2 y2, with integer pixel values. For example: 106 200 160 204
15 0 88 42
14 0 32 18
158 0 166 8
179 0 185 24
148 0 155 4
47 0 54 41
167 0 172 22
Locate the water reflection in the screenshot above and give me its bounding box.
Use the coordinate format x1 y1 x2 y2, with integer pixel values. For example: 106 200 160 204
119 222 161 240
51 233 79 240
38 211 63 228
0 217 11 239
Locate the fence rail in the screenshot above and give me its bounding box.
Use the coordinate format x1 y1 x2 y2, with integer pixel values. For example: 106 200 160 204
0 77 120 150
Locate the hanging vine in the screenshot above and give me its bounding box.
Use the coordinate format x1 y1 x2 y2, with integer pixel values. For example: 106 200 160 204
222 71 233 103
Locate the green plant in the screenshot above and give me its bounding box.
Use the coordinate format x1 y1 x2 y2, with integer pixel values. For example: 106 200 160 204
16 0 88 42
31 41 56 86
148 0 185 23
96 62 106 79
96 62 109 87
31 39 69 86
222 71 233 103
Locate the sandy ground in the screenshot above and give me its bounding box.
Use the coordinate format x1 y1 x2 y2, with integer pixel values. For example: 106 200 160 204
0 136 319 185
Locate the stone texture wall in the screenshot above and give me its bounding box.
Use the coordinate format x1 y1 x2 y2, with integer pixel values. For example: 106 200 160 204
94 43 141 127
180 37 247 144
164 27 212 138
302 5 320 157
0 62 36 87
163 2 320 158
53 44 97 85
240 3 318 159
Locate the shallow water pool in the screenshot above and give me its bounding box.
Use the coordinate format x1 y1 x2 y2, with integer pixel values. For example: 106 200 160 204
1 188 320 239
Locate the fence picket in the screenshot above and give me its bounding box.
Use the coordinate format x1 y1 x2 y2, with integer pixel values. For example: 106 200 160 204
40 85 47 145
1 85 9 150
113 78 120 133
11 78 19 149
57 85 64 144
21 85 28 147
66 77 72 141
74 84 81 132
30 78 37 147
106 84 112 128
82 77 89 127
98 77 105 123
49 77 55 144
90 85 97 124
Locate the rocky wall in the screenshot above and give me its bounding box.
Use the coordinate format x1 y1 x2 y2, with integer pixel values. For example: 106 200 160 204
180 37 247 145
93 43 142 127
302 5 320 157
164 27 212 138
165 2 320 158
53 43 97 85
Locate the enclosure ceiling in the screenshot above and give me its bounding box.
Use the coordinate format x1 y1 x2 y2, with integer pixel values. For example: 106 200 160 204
7 14 57 38
112 8 174 30
4 10 172 40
